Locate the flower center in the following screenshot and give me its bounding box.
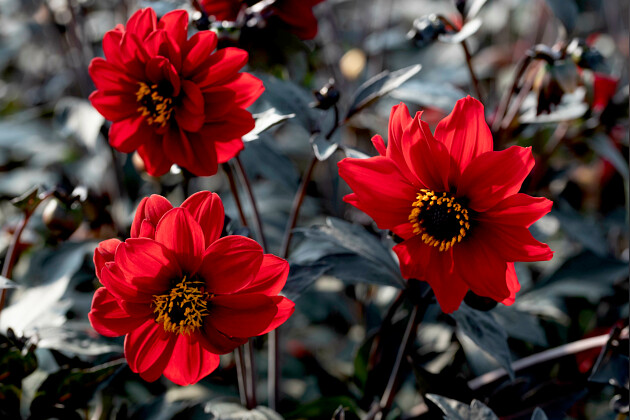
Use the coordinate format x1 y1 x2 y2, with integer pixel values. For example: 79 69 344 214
408 189 471 252
135 82 174 128
152 276 212 335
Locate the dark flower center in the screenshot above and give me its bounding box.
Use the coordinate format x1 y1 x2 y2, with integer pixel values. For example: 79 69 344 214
152 276 212 335
408 189 471 252
135 82 174 127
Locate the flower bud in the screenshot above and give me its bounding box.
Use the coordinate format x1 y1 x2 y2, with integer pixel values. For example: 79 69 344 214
312 79 340 110
407 15 447 48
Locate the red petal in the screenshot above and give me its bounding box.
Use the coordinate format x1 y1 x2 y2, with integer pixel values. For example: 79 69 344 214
137 141 174 176
393 237 468 313
182 31 218 78
175 80 205 132
181 191 225 246
221 73 264 108
201 324 247 354
125 8 157 41
501 263 520 306
193 47 248 89
434 96 493 173
144 55 180 96
163 334 220 385
385 103 419 184
403 111 451 191
102 29 124 67
131 195 173 239
338 155 416 230
202 107 254 141
200 88 235 122
239 254 289 296
89 58 137 92
119 33 149 79
208 293 278 337
94 238 121 280
372 135 386 156
214 138 244 164
89 91 138 122
154 208 205 274
124 319 176 382
258 296 295 334
115 238 180 293
479 194 552 228
199 236 263 294
100 263 154 303
453 238 511 303
457 146 535 212
89 288 147 337
108 115 155 153
170 129 220 175
481 223 554 262
157 9 189 48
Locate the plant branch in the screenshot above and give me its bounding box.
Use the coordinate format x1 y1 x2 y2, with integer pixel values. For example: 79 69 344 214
467 332 618 390
233 156 268 251
492 54 532 132
234 346 250 408
222 163 249 227
437 15 482 101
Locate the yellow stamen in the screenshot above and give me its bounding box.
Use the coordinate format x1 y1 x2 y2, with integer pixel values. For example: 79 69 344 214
152 276 212 335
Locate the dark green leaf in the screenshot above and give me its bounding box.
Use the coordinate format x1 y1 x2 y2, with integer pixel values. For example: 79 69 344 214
552 201 608 256
492 306 547 346
204 402 283 419
53 97 104 150
466 0 488 19
451 303 515 380
284 262 331 302
345 64 421 120
438 18 482 44
339 145 370 159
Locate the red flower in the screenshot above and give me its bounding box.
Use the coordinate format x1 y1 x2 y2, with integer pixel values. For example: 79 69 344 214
338 97 553 313
89 8 263 176
89 191 294 385
200 0 324 40
590 71 618 112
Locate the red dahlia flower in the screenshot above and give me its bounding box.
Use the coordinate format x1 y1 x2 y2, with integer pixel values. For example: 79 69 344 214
89 8 263 177
88 191 294 385
338 97 553 313
200 0 324 40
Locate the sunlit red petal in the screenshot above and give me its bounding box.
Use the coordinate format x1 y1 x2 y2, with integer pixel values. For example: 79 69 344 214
199 236 264 294
434 96 493 173
239 254 289 296
181 191 225 247
115 238 180 293
208 293 278 337
130 195 173 239
157 9 189 48
258 296 295 334
89 287 147 337
338 156 416 230
163 334 220 385
94 238 121 280
124 319 176 382
154 208 205 274
457 146 535 212
481 223 554 262
501 263 520 306
478 194 552 228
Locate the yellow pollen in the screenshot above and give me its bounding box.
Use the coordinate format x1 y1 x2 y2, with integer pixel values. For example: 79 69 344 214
152 276 212 335
408 189 471 252
136 82 174 128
